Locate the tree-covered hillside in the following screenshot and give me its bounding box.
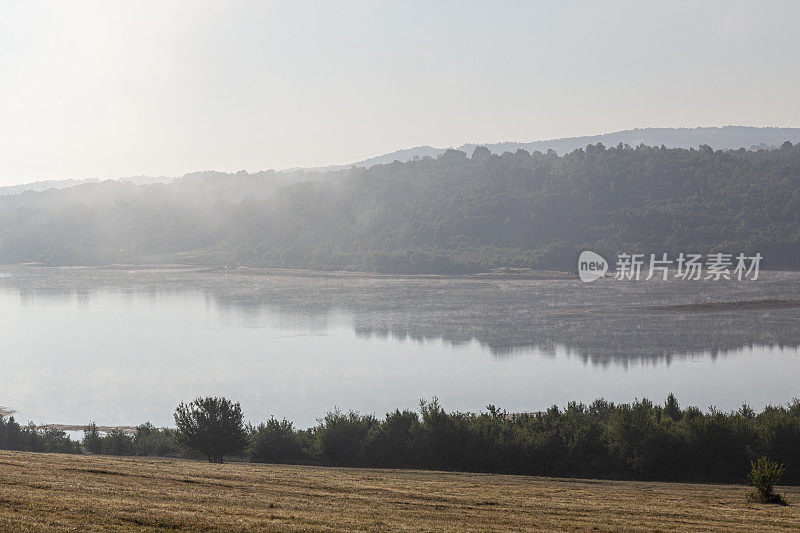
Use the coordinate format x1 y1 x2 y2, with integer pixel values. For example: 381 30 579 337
1 142 799 273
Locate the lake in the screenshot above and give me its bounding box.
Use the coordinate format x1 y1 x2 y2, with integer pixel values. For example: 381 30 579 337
1 266 799 429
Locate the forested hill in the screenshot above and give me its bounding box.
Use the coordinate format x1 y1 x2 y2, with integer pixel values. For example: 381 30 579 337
1 142 800 273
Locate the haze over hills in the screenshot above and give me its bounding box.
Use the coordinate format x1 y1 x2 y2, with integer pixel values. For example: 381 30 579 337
1 135 800 272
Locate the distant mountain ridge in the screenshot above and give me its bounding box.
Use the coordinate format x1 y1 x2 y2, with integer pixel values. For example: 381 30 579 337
0 176 173 196
322 126 800 170
3 126 799 194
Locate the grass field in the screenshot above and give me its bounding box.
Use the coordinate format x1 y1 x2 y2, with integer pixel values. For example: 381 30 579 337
0 451 798 531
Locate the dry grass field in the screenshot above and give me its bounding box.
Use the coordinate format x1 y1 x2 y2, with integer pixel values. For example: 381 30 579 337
0 450 799 532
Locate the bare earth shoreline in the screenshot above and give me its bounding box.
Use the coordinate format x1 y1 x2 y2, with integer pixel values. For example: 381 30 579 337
0 451 798 532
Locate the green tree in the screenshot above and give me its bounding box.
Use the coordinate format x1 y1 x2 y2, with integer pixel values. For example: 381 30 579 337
82 422 102 454
174 397 247 463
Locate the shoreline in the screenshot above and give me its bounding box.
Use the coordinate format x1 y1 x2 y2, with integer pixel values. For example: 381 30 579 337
0 262 576 281
4 262 800 281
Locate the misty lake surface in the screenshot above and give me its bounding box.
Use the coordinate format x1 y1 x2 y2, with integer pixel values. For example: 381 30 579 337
1 266 800 429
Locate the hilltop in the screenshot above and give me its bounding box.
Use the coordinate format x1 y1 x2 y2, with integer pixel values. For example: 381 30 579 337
316 126 800 170
5 126 800 195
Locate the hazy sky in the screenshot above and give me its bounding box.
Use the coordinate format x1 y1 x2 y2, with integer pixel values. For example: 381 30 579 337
1 1 799 186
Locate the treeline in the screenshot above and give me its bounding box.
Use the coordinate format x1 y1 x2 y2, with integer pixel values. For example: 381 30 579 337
0 417 183 457
2 142 800 272
81 422 182 457
2 395 799 484
0 417 80 454
249 396 800 483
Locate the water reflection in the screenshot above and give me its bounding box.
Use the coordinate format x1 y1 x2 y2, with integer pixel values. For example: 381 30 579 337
2 266 800 426
4 266 800 365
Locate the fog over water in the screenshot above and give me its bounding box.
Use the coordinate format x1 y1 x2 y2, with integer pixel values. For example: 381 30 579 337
2 266 799 428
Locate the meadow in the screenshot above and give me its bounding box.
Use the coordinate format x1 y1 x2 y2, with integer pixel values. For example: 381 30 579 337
1 450 799 532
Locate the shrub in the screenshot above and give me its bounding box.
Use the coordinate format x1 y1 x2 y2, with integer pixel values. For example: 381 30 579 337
101 429 134 455
38 427 80 454
415 398 472 470
315 409 377 465
748 456 787 505
362 409 420 467
133 423 181 457
249 417 302 463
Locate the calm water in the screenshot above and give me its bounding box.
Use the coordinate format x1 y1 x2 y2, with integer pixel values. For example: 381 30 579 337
1 266 799 429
